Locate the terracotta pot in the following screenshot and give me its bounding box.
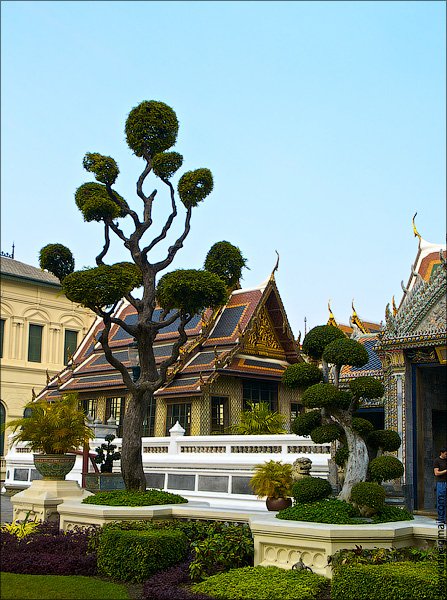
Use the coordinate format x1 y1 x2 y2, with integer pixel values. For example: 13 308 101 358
33 454 76 480
266 497 292 511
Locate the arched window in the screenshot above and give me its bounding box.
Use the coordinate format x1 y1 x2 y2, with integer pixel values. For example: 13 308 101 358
0 403 6 457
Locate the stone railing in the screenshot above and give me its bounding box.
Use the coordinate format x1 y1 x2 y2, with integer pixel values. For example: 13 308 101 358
3 422 330 508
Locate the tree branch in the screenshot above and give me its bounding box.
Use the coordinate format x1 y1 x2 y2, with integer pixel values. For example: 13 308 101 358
96 223 111 265
153 206 192 273
142 179 177 258
152 309 181 332
156 313 191 385
106 185 141 229
98 316 136 393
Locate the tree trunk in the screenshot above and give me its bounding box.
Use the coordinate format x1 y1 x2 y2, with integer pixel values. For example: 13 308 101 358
121 392 146 490
338 424 369 502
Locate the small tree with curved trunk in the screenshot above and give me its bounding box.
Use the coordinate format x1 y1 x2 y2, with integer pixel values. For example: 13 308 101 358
283 325 403 502
40 100 241 491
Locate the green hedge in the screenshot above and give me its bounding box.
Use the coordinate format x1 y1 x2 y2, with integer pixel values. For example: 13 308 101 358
97 528 188 582
332 562 445 600
82 489 187 506
291 477 332 503
192 565 328 600
277 498 360 524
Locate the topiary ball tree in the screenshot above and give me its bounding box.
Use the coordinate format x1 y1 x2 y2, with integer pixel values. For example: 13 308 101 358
283 324 403 503
40 100 228 492
204 241 248 290
368 455 405 484
39 243 75 281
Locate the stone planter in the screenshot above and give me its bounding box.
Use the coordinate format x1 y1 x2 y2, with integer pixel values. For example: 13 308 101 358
33 454 76 480
84 472 125 492
266 497 292 511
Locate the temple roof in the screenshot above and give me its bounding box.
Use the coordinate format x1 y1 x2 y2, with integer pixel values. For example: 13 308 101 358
36 274 300 401
340 333 383 380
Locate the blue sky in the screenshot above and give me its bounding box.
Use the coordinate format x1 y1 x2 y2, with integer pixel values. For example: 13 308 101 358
1 1 445 337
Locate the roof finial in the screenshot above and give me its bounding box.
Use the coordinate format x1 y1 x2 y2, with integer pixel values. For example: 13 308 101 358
392 295 398 315
350 299 367 333
327 300 337 327
351 299 357 317
412 212 421 241
270 250 280 281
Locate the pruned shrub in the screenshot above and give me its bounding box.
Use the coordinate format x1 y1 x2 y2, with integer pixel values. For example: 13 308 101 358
302 383 351 409
302 325 345 360
291 477 332 504
331 562 444 600
334 445 349 467
291 410 321 436
310 423 342 444
97 528 188 582
349 376 384 401
192 565 329 600
367 429 401 452
82 488 187 506
351 417 375 438
350 482 385 516
369 455 404 484
282 363 323 390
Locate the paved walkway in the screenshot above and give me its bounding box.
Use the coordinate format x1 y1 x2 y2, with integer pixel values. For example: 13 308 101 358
1 493 13 523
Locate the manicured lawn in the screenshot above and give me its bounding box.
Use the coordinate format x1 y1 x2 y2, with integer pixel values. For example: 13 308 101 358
0 572 130 600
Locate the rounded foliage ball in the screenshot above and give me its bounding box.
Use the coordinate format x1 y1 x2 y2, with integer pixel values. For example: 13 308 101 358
367 429 401 452
75 182 127 222
323 338 368 367
351 417 375 438
83 153 119 185
334 445 349 467
291 477 332 503
302 325 346 360
156 269 227 315
152 151 183 179
63 264 140 309
282 362 323 390
349 376 384 400
39 243 74 281
204 241 247 289
291 410 321 436
302 383 349 409
178 168 213 208
369 455 404 484
350 482 385 513
125 100 178 157
310 424 343 444
114 262 143 289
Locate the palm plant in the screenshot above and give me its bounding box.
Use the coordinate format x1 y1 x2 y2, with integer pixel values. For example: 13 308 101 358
7 393 94 454
250 460 293 499
230 401 287 435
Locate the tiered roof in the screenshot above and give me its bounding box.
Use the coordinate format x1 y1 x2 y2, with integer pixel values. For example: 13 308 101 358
37 274 299 401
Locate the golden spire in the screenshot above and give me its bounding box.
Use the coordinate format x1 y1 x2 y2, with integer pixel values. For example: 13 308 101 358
412 212 421 240
351 300 367 334
270 250 280 281
392 295 398 316
327 300 337 327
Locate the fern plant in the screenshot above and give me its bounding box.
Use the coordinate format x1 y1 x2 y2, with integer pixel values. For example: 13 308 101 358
250 460 293 499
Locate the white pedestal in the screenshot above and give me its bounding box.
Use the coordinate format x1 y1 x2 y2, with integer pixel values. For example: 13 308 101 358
10 480 92 523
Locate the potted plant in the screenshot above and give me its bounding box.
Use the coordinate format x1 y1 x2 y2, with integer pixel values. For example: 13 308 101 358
84 434 125 492
7 392 94 480
250 460 293 511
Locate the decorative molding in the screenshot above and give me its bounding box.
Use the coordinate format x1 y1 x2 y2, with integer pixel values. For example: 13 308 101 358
243 306 285 359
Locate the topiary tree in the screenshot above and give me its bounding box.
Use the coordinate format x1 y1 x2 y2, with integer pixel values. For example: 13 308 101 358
204 241 248 290
40 100 242 491
39 243 75 281
282 325 403 502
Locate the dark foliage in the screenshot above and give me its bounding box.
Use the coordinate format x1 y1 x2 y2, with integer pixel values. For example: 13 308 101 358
152 151 183 179
82 488 187 506
291 409 322 436
142 558 214 600
291 477 332 503
75 182 127 222
204 241 248 289
83 152 119 185
156 268 228 315
350 482 386 513
310 423 343 444
94 433 121 473
322 338 368 367
334 445 349 467
302 383 351 409
351 417 375 438
282 362 323 390
125 100 179 158
39 243 75 281
367 429 402 452
349 376 384 400
368 455 404 483
177 168 213 208
0 521 99 576
331 544 439 569
301 325 345 360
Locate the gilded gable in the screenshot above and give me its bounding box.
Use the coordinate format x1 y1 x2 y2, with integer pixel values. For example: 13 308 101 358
243 306 286 359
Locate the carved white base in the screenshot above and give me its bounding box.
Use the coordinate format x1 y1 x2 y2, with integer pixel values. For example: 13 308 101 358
10 480 93 523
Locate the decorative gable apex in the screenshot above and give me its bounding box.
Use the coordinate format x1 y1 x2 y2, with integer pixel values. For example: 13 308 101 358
242 304 286 359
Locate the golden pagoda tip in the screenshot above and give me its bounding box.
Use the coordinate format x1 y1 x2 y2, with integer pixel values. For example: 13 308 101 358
412 212 421 240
